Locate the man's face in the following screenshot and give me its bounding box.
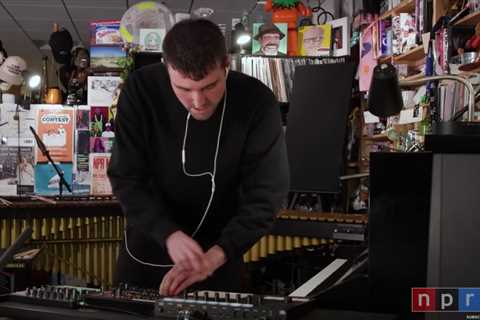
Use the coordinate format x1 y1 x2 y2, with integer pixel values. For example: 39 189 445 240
260 32 281 55
303 27 324 56
167 63 227 121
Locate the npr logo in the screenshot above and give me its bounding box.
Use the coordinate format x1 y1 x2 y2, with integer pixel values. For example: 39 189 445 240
412 288 480 312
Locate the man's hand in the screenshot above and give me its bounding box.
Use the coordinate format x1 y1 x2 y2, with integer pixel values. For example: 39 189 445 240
159 245 226 296
165 230 207 271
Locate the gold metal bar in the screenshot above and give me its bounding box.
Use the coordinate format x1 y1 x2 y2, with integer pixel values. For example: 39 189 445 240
267 235 276 255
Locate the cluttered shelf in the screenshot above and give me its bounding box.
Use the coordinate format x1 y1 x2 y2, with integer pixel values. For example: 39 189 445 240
363 134 390 142
393 45 425 63
380 0 415 19
454 10 480 26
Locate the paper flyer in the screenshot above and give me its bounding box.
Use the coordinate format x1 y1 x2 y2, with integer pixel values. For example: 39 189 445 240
90 153 112 195
35 106 74 163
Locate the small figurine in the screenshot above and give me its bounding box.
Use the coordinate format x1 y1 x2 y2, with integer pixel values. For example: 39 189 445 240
264 0 312 56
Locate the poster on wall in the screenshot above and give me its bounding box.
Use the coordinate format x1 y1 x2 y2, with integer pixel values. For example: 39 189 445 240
0 146 33 195
73 105 91 195
35 106 74 163
34 163 73 195
90 153 112 195
87 76 122 107
0 103 35 147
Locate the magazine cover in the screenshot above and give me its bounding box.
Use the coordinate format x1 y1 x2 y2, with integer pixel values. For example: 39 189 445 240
0 103 35 147
35 106 74 163
90 136 114 153
73 131 90 194
73 106 91 194
90 20 122 45
0 146 35 195
0 146 17 195
400 13 416 53
298 24 332 56
90 153 112 195
34 163 73 195
90 46 125 71
87 76 122 107
252 22 288 56
139 28 165 52
90 106 114 137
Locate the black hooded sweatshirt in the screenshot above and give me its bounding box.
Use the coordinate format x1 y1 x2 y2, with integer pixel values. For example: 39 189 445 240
108 63 289 290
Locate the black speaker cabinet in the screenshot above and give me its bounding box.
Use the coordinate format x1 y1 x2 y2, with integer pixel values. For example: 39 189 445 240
286 63 354 193
369 152 432 313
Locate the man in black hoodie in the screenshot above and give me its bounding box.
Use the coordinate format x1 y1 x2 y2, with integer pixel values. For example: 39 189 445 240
108 18 289 296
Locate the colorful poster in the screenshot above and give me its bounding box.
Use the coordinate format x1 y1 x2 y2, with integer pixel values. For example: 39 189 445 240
252 23 288 56
90 20 122 45
34 163 73 195
73 105 91 195
90 153 112 195
90 137 114 153
35 106 74 163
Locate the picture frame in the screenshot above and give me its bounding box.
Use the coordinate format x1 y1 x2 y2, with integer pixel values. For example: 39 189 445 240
329 17 350 57
298 24 332 57
252 22 288 56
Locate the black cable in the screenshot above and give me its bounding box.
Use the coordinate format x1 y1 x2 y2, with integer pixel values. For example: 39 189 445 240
60 0 84 46
187 0 194 13
126 0 129 9
0 0 43 55
310 0 335 24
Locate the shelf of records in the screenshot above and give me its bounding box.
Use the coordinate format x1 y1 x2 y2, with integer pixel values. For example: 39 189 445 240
239 55 347 102
0 76 121 197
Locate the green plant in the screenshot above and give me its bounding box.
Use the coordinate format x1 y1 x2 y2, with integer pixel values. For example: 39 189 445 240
117 46 139 81
272 0 299 9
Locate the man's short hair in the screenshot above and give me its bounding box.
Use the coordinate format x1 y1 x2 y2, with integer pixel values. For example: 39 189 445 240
162 18 227 80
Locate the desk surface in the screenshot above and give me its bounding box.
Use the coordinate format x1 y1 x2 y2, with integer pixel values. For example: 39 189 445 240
0 301 398 320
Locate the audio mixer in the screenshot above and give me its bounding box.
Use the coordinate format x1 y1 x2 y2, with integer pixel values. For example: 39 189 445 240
2 285 313 319
3 285 100 309
154 290 312 319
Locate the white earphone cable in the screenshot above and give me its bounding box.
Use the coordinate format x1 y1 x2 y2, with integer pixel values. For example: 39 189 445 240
124 86 228 268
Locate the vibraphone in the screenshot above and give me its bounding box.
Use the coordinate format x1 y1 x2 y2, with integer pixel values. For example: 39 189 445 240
243 210 368 263
1 196 368 286
0 196 123 288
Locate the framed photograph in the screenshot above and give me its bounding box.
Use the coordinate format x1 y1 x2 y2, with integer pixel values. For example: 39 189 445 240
139 28 165 52
329 17 350 57
252 22 288 56
90 46 126 71
298 24 332 57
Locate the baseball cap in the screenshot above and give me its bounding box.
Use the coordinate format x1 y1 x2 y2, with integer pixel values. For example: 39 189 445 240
0 56 27 85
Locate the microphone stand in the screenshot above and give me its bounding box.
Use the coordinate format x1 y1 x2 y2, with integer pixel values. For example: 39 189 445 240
29 126 72 197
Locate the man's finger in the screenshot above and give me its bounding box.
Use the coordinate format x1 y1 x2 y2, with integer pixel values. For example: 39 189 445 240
159 268 178 296
168 270 190 296
172 273 205 296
